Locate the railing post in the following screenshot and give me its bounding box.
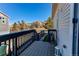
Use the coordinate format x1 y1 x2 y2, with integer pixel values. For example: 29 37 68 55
48 30 51 42
33 31 36 41
4 41 6 45
8 39 11 56
14 38 17 56
12 39 14 55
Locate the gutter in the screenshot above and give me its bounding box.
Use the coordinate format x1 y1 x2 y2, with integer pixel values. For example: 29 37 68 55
72 3 78 56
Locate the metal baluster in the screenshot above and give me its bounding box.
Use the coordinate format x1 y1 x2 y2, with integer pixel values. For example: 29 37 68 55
48 30 50 42
21 36 23 45
12 39 14 55
34 32 36 41
14 38 17 56
20 37 22 45
17 37 20 55
8 39 11 56
20 37 21 47
0 41 1 46
4 41 6 45
18 37 20 55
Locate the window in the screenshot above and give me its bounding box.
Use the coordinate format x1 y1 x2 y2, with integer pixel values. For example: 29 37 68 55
1 18 6 24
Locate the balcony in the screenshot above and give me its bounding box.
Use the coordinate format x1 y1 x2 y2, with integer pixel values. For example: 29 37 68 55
0 29 57 56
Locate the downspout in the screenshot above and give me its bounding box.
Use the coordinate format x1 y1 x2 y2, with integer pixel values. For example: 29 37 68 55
72 3 78 56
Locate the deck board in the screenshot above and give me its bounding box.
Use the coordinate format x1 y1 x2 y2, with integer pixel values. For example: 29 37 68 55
20 41 52 56
20 41 54 56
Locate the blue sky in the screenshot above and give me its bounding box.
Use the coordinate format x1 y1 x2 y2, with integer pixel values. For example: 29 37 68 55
0 3 52 25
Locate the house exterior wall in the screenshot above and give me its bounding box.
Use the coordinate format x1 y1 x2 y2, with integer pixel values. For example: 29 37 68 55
0 13 9 35
52 3 74 56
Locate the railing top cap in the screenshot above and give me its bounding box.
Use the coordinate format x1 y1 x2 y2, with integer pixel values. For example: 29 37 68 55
0 30 36 42
48 29 57 31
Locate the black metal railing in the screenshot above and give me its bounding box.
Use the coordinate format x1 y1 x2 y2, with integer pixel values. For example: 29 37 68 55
0 29 57 56
0 30 37 56
48 29 57 46
37 30 48 41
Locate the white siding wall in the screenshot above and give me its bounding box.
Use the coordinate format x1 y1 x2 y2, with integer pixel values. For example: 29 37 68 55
53 3 74 56
53 8 59 29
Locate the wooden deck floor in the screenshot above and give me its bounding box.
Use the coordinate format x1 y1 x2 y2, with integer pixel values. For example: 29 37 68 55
20 41 54 56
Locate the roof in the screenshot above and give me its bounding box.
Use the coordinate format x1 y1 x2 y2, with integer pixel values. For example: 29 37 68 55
0 12 9 19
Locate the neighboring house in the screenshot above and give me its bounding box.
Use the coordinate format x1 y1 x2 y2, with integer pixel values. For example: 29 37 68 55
0 12 9 35
52 3 79 56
